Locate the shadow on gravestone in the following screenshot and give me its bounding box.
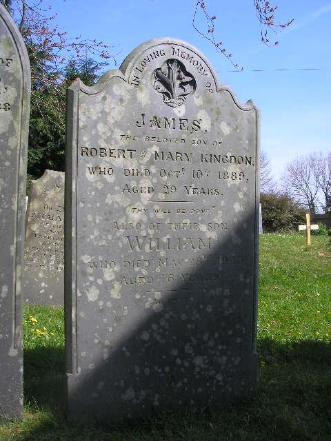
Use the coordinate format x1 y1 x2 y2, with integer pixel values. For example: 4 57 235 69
0 4 30 420
24 170 65 306
66 210 259 423
65 38 259 424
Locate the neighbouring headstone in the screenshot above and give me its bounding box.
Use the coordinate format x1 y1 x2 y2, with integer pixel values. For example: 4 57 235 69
24 170 65 305
0 5 30 420
65 38 259 423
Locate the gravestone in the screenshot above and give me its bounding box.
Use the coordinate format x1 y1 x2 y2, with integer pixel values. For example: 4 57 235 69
0 5 30 420
24 170 65 305
65 38 259 423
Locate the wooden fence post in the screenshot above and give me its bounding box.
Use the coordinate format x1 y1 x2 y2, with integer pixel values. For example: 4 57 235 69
306 213 311 247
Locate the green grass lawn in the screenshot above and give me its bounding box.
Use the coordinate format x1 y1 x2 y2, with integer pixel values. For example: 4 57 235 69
0 234 330 441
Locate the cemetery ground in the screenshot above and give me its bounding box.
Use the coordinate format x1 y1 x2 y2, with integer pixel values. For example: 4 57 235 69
0 233 330 441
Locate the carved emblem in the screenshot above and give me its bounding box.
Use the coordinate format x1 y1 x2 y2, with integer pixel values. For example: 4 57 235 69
153 59 196 108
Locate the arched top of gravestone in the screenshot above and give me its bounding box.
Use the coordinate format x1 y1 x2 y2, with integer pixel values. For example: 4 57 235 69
37 169 65 183
73 38 255 112
120 38 217 85
0 4 30 95
30 169 64 195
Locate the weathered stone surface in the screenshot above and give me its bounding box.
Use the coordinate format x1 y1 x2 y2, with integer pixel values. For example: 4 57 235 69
24 170 64 305
65 38 259 423
0 4 30 420
259 203 263 234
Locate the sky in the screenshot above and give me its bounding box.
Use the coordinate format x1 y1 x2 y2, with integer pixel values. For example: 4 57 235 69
51 0 331 183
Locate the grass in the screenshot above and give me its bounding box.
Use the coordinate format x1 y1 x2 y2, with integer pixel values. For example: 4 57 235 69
0 233 330 440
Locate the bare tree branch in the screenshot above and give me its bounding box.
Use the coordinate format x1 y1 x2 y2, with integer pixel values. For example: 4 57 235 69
254 0 294 46
192 0 243 70
192 0 294 70
313 152 331 213
260 151 276 193
283 154 322 213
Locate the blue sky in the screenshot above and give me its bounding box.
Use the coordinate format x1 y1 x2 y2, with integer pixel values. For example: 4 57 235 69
53 0 331 182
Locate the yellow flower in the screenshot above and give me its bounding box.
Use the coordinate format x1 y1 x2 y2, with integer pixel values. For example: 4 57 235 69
29 316 38 325
35 328 47 337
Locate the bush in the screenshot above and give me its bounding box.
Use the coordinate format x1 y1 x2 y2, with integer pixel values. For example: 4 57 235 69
261 192 306 232
311 223 330 236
